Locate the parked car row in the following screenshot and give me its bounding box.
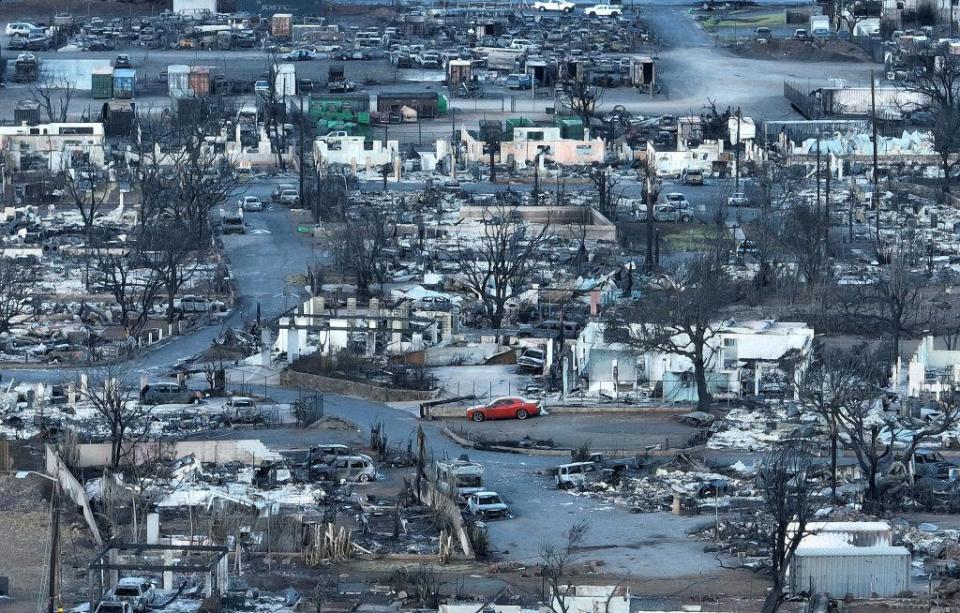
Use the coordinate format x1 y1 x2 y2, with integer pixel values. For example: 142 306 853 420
530 1 622 16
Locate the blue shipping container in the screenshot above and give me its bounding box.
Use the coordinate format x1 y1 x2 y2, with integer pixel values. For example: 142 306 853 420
113 68 136 99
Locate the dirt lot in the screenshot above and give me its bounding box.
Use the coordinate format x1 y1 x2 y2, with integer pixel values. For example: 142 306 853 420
728 39 873 62
446 412 699 453
0 501 49 613
0 472 99 611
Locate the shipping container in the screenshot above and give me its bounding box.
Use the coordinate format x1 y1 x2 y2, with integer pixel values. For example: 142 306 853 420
274 63 297 97
629 56 655 88
170 90 204 120
168 65 191 94
556 116 584 140
788 546 910 598
92 67 114 99
104 100 135 137
271 13 293 38
189 65 211 97
505 117 533 131
113 68 136 99
309 93 371 114
447 59 472 88
14 99 40 126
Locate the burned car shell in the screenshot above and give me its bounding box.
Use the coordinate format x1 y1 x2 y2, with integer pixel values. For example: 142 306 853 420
466 491 509 518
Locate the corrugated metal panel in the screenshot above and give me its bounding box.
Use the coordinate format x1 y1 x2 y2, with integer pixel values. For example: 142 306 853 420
14 100 40 126
790 548 910 598
92 67 113 99
790 521 893 547
189 65 210 97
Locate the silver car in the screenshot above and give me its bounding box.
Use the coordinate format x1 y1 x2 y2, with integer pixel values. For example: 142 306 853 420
279 189 300 206
140 383 201 405
239 196 263 211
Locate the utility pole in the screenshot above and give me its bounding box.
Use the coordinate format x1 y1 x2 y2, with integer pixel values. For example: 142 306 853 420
816 136 822 246
848 174 855 243
654 227 660 267
298 96 305 208
825 153 832 253
734 106 742 192
645 170 655 273
533 159 540 203
871 69 881 250
48 482 60 613
451 108 458 180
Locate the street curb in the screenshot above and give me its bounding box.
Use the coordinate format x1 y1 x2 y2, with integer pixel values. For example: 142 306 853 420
440 425 703 458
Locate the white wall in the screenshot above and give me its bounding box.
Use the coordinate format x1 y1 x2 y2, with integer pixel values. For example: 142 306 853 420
576 321 813 395
315 137 398 169
906 336 960 397
553 586 630 613
173 0 216 14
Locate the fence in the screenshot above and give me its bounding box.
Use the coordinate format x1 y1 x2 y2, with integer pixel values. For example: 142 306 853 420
854 35 888 62
784 81 824 119
760 119 872 145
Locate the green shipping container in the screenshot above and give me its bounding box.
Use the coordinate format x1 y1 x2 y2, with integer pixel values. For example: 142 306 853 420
505 117 533 131
92 68 113 100
558 117 585 140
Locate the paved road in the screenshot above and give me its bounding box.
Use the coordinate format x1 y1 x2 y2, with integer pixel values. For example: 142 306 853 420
9 175 316 379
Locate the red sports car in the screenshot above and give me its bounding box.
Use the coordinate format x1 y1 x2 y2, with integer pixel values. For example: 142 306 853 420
466 397 542 422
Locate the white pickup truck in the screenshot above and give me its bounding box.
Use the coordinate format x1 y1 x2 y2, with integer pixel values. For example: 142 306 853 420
532 0 575 11
585 4 621 16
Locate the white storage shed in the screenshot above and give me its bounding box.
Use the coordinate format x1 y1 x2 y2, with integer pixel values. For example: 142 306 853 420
788 546 910 598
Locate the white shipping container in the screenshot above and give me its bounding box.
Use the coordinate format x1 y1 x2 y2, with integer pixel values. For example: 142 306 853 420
274 64 296 97
789 546 910 598
168 65 191 95
172 0 216 14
